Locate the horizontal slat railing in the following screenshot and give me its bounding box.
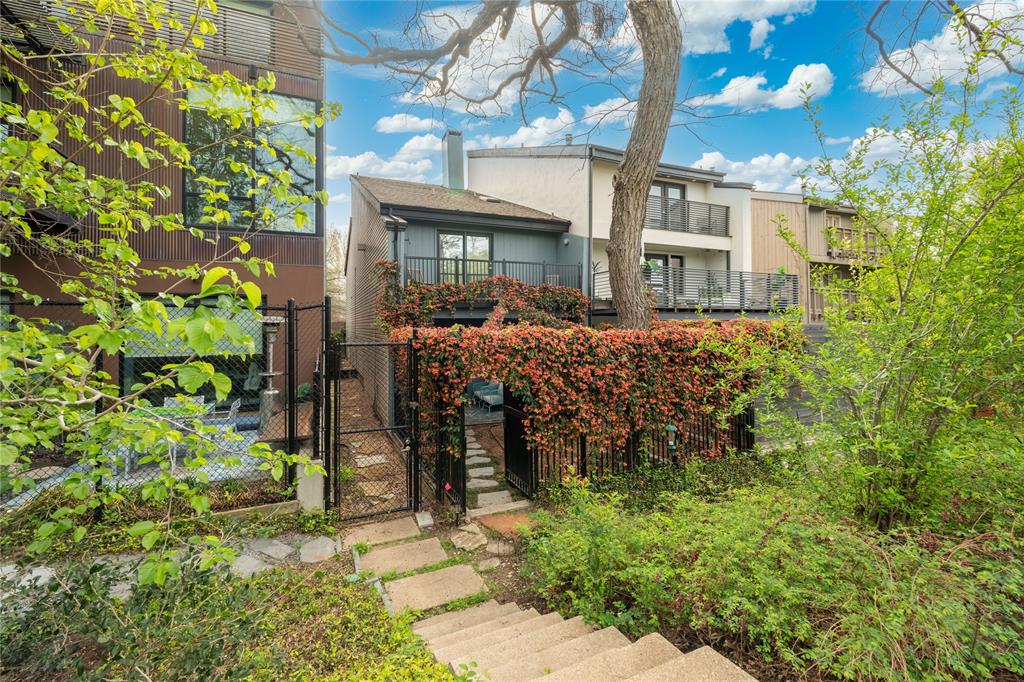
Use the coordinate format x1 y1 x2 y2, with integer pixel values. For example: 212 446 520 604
592 266 799 312
404 257 583 290
644 198 730 237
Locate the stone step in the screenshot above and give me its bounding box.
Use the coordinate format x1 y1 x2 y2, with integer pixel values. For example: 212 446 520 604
341 515 420 548
472 490 513 508
467 466 495 477
541 633 683 681
467 478 500 491
413 601 519 640
433 611 563 663
486 626 631 682
449 615 593 675
428 607 541 649
467 499 532 518
466 456 490 466
384 564 485 612
359 537 448 576
627 646 757 681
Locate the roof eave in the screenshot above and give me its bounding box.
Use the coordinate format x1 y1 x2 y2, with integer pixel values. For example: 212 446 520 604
381 204 570 232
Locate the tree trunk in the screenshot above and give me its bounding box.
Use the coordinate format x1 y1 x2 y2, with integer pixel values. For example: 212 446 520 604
606 0 682 329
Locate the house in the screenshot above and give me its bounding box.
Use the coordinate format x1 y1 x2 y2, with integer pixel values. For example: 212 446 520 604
467 143 800 319
345 131 577 422
1 0 327 405
751 191 875 322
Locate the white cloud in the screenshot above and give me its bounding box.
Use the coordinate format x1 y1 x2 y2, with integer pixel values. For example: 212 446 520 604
687 63 834 110
328 192 350 204
979 80 1013 99
861 1 1024 95
374 113 439 133
678 0 814 55
581 97 635 127
393 133 443 162
692 150 815 193
325 152 433 183
825 135 851 145
474 108 575 148
749 19 774 51
709 67 728 79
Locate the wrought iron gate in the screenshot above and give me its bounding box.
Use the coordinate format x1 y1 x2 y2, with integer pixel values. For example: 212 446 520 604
323 338 416 520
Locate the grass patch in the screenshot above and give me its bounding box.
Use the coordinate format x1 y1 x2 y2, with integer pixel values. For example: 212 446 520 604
245 564 456 681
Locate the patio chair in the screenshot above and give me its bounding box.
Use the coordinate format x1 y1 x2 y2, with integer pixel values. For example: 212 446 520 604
164 395 205 408
474 383 504 412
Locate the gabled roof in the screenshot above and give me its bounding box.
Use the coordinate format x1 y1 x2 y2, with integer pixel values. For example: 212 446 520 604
467 144 729 184
351 175 571 230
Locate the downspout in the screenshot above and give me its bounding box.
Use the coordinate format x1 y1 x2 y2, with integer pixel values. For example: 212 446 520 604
586 146 594 326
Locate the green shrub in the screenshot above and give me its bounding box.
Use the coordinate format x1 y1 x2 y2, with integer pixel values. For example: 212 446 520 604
523 485 1024 681
0 553 267 680
245 567 454 681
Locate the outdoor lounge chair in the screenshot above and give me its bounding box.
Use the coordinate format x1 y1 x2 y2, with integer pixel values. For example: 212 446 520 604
473 383 504 412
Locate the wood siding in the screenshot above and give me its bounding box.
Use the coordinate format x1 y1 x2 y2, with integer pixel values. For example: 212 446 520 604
5 19 323 267
751 198 812 320
346 182 394 424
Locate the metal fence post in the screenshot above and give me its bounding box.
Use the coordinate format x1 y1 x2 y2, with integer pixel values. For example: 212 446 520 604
410 328 421 511
322 296 332 508
286 298 297 485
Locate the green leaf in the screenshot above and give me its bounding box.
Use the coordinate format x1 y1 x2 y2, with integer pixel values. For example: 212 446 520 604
200 266 230 295
0 443 18 466
128 520 156 536
240 281 261 308
141 529 161 550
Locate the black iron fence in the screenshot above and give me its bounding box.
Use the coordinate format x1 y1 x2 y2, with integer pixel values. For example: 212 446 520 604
405 256 584 290
592 267 800 313
644 197 730 237
1 296 327 511
504 389 755 498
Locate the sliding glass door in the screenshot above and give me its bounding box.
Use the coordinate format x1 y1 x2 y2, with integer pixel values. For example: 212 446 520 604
438 231 492 283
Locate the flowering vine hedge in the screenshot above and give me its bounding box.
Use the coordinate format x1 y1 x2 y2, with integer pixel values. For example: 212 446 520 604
374 259 589 331
397 319 802 457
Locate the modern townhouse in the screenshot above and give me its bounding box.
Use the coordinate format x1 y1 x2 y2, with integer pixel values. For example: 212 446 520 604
2 0 327 408
751 191 875 322
467 141 800 320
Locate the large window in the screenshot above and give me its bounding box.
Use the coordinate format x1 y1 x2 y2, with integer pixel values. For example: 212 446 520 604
644 181 685 231
438 231 492 283
184 88 317 233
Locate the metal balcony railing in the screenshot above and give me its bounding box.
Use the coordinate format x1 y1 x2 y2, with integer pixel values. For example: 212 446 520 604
644 198 730 237
592 266 799 312
404 257 584 289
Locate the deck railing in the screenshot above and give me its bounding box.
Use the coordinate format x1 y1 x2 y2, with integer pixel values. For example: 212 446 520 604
404 256 584 289
592 266 799 312
644 198 730 237
827 227 881 260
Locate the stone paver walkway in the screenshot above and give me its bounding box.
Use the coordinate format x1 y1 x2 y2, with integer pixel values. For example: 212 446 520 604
464 425 533 518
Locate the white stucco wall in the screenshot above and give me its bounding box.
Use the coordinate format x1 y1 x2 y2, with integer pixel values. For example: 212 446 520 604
467 155 590 237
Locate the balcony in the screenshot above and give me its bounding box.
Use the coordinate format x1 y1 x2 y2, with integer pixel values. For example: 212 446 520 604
404 256 584 289
644 198 730 237
826 227 881 261
592 267 799 313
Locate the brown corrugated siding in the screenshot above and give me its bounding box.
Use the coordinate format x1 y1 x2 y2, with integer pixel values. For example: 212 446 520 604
346 183 394 424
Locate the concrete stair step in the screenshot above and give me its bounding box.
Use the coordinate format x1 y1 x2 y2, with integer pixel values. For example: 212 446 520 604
413 600 518 639
627 646 757 681
473 490 513 508
384 564 485 612
341 515 419 548
433 611 563 663
428 607 541 649
540 632 683 682
486 626 631 682
448 615 593 675
359 536 448 576
467 499 532 518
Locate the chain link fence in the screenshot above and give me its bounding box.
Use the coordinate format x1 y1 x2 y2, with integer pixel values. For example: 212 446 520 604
1 297 327 514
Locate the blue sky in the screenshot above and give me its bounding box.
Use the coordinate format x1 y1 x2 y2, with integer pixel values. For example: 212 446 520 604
319 1 1018 231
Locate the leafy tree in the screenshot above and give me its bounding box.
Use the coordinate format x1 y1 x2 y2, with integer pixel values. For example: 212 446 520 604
0 0 337 581
771 61 1024 530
